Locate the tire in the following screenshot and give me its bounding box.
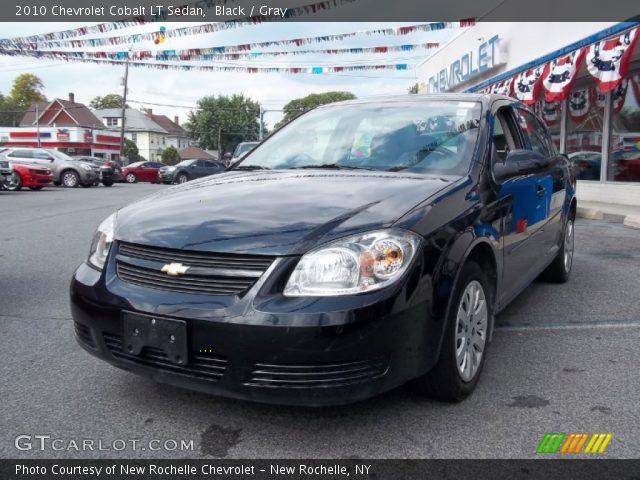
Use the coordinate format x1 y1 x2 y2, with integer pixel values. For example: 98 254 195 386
102 181 114 187
29 187 43 191
541 214 575 283
414 261 492 402
61 170 80 188
176 172 189 184
7 172 22 191
93 179 100 186
125 173 137 183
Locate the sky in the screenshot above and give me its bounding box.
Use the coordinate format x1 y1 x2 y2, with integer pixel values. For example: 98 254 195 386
0 21 459 128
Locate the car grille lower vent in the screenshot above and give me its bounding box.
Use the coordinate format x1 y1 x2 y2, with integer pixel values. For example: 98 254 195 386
116 242 275 295
74 322 96 349
103 333 227 381
245 359 389 389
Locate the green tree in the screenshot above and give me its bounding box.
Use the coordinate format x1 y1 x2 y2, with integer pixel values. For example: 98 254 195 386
186 94 260 154
161 145 181 165
90 94 129 110
274 91 356 130
0 93 20 127
123 138 140 162
9 73 46 111
408 83 420 94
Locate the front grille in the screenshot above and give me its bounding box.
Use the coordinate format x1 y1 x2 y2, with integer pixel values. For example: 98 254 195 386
116 242 275 295
74 322 96 349
103 333 227 382
245 359 389 389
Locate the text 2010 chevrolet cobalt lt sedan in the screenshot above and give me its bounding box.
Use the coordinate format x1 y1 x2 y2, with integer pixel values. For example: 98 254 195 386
71 94 576 406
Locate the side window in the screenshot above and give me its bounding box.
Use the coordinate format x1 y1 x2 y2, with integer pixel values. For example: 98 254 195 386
515 109 552 158
33 150 53 160
9 150 33 159
492 109 518 163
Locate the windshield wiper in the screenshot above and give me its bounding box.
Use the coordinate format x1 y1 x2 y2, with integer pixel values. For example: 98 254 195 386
289 163 374 171
233 165 270 170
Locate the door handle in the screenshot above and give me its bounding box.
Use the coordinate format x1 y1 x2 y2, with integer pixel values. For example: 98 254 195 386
536 185 546 197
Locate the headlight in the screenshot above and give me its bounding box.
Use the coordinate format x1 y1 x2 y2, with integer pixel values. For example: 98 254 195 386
283 229 421 296
88 213 116 270
80 163 92 171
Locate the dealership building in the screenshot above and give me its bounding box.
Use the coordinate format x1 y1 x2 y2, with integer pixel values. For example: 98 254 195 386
417 22 640 206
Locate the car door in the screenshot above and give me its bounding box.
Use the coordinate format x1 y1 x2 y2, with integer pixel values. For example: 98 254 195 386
139 162 154 182
513 108 564 258
491 105 552 301
202 160 224 178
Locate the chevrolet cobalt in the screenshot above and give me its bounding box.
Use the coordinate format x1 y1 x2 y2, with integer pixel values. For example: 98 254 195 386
71 94 576 405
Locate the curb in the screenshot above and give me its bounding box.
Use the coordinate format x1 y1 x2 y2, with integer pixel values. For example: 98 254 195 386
576 206 603 220
623 215 640 229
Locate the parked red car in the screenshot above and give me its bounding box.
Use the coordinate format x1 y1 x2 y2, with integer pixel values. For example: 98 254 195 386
8 163 54 191
122 161 165 184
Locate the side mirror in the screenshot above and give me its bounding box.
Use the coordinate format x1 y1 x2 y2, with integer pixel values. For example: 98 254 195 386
494 149 549 182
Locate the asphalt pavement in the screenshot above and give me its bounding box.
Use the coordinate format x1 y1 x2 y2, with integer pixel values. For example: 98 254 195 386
1 184 639 459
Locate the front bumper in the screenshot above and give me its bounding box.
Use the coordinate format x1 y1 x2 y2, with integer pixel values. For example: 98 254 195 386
70 253 441 406
158 171 175 182
22 172 53 187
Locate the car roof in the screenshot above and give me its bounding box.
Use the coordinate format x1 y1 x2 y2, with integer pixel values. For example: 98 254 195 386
315 93 507 109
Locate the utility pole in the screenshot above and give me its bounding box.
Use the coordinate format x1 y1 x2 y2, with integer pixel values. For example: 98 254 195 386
259 105 264 141
217 127 222 157
119 51 130 161
35 103 41 147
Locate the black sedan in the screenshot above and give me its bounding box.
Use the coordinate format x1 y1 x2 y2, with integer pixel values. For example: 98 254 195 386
158 159 226 184
70 94 576 406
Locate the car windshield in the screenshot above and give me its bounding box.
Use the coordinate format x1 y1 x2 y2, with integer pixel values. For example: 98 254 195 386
236 101 482 174
176 159 196 166
50 150 74 161
127 161 144 168
234 143 258 157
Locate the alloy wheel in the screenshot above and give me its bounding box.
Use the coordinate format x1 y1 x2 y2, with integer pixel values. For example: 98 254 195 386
177 174 188 184
126 173 136 183
7 173 22 191
62 171 79 187
455 280 488 382
564 219 574 273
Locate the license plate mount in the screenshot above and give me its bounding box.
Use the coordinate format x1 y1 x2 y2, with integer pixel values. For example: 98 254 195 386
122 312 188 365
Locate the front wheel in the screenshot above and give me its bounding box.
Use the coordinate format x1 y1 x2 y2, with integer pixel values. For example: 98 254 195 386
7 172 22 191
125 173 137 183
413 261 492 402
102 181 114 187
542 215 575 283
176 173 189 184
61 170 80 188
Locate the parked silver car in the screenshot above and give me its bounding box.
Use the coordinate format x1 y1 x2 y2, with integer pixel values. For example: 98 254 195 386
0 148 99 187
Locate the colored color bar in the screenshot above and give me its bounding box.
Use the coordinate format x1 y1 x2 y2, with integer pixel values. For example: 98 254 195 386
537 433 553 454
560 434 576 453
598 433 613 453
573 433 590 453
547 433 566 453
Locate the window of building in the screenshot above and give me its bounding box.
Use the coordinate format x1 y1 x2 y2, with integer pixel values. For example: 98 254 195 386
105 117 118 127
131 133 137 143
535 100 563 152
609 65 640 182
566 75 604 181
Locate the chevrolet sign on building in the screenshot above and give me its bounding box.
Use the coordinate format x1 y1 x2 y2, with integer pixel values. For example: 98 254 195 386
425 35 501 93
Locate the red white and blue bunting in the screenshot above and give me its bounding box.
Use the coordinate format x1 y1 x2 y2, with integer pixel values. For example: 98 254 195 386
0 41 442 62
542 48 586 102
9 55 412 74
479 26 639 107
586 28 638 92
0 19 473 50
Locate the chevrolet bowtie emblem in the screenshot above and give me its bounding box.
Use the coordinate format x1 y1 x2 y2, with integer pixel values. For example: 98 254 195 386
161 263 190 276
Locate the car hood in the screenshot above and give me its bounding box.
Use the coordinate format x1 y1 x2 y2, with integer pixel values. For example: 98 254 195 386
115 170 456 255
